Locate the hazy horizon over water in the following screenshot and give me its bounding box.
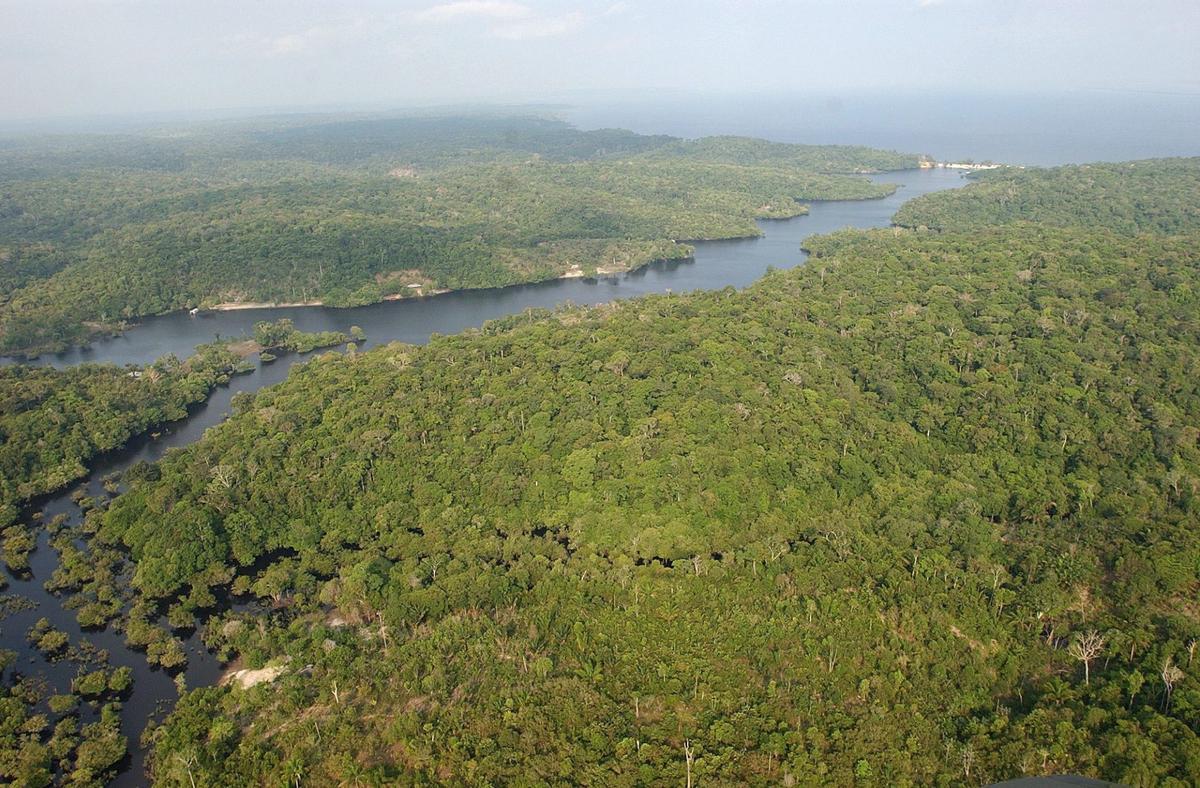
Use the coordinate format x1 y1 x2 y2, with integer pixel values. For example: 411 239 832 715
2 90 1195 169
563 90 1200 167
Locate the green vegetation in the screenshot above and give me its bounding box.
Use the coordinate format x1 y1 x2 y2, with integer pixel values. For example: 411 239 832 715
894 158 1200 233
81 149 1200 784
0 640 128 787
0 115 915 355
0 342 250 538
649 135 922 173
27 618 70 658
9 118 1197 785
252 319 353 354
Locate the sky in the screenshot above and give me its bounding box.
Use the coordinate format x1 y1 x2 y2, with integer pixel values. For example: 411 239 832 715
1 0 1198 121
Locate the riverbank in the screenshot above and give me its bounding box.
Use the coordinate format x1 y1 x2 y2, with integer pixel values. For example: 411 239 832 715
0 167 966 785
206 288 458 312
919 160 1008 171
203 255 690 313
3 169 962 371
209 300 324 311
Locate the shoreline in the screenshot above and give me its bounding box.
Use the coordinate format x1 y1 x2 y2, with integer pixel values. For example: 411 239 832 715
1 165 969 786
206 289 454 312
920 160 1007 171
209 300 324 311
201 257 692 313
1 167 935 359
183 181 906 317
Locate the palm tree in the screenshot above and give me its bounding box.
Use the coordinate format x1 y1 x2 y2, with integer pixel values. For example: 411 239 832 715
1043 676 1072 706
283 756 305 787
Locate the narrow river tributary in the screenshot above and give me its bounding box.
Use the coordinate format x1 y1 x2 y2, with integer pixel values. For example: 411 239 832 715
1 167 965 785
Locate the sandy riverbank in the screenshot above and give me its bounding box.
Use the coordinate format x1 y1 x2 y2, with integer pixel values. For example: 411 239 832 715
209 300 324 311
208 289 453 312
383 288 449 300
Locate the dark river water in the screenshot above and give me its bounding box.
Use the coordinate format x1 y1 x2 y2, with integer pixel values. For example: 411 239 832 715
20 168 964 370
0 167 964 785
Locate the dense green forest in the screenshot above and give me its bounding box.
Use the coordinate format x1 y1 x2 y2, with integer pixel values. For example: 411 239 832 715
0 115 917 177
0 115 916 356
0 317 357 563
0 344 251 542
894 158 1200 233
72 157 1200 785
251 318 358 356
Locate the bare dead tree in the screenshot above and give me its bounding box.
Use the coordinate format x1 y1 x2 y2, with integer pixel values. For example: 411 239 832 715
174 753 198 788
1067 630 1106 685
961 744 976 781
1162 657 1184 711
683 739 695 788
210 463 235 489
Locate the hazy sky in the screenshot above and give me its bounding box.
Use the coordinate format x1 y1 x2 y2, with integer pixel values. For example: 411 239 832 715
2 0 1198 120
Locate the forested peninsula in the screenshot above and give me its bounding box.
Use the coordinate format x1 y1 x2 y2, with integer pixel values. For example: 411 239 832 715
38 158 1193 785
0 115 916 356
0 344 249 537
0 319 356 563
894 157 1200 233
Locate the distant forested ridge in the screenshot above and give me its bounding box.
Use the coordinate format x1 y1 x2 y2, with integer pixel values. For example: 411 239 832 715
894 157 1200 233
75 159 1200 785
0 115 917 356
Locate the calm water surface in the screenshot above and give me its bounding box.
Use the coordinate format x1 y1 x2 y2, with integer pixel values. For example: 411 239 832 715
1 167 963 785
21 168 962 369
565 91 1200 166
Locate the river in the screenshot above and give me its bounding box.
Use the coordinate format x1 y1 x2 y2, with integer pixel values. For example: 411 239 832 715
0 166 965 785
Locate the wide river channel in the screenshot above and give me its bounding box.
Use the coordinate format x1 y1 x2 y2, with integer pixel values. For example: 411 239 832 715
2 167 964 785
